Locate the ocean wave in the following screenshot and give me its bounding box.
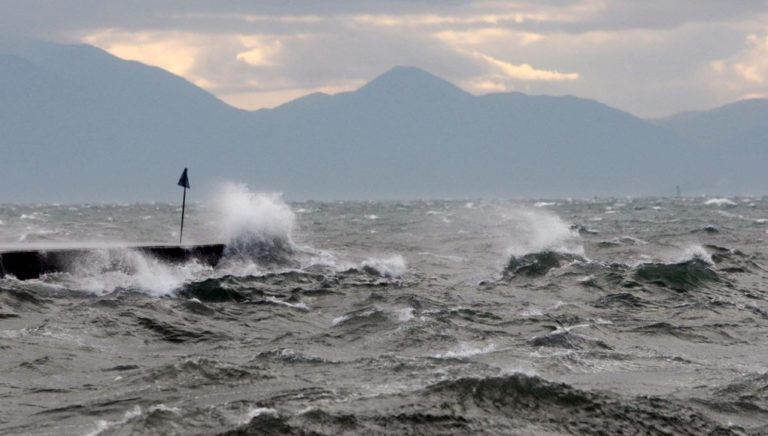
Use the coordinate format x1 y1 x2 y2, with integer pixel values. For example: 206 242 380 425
528 328 612 351
331 308 392 328
360 255 407 278
432 343 496 359
146 357 265 385
411 374 730 434
504 250 585 278
135 315 228 343
705 198 737 207
633 257 720 291
253 348 331 364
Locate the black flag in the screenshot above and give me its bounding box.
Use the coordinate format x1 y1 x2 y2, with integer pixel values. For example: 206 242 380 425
178 168 190 189
178 168 190 244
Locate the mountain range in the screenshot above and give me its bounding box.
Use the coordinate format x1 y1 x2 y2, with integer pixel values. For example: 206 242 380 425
0 38 764 202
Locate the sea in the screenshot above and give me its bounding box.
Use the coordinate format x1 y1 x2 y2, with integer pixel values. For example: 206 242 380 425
1 184 767 435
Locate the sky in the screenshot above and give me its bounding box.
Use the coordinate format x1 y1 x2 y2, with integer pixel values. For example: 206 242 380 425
2 0 768 117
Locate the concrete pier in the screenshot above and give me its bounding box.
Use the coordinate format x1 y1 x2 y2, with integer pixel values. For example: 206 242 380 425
0 244 226 280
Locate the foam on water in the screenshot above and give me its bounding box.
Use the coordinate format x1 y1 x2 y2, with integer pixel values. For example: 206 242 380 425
240 407 279 425
394 307 415 322
3 198 767 434
265 296 310 311
434 343 497 359
705 198 736 206
85 405 142 436
24 183 302 295
361 255 407 278
62 249 212 296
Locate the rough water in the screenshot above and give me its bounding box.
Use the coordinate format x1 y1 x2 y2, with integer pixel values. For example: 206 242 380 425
1 187 768 435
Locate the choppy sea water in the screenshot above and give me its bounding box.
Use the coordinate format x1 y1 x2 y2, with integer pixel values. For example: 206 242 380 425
1 188 768 435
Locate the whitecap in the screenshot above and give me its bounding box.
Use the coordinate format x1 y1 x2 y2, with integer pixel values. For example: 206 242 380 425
361 255 407 278
434 343 496 359
240 407 279 425
394 307 414 322
705 198 736 206
85 405 142 436
265 296 309 311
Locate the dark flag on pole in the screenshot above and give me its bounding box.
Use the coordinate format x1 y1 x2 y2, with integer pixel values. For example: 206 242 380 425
178 168 190 189
178 168 190 244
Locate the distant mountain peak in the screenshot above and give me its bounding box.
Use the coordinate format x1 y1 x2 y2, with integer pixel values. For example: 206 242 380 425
357 65 469 99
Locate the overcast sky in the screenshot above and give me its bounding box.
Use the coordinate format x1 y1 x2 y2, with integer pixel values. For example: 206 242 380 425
2 0 768 117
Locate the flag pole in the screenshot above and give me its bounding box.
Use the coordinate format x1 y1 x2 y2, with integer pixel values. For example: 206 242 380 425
177 168 190 245
179 187 186 244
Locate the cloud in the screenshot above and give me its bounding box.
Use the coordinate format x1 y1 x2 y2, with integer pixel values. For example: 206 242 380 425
434 28 542 46
2 0 768 115
461 76 511 93
83 30 202 78
221 80 365 110
236 35 284 67
470 51 579 81
703 29 768 104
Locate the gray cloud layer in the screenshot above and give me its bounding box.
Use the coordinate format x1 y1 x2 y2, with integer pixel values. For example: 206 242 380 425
2 0 768 116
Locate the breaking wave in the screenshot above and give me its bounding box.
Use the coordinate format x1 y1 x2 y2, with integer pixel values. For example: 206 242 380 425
214 183 298 268
632 247 720 291
503 208 583 258
504 251 585 278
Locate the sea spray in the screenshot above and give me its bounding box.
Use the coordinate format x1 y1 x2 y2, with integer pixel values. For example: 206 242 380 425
28 183 301 295
62 248 211 296
213 183 297 267
502 208 583 257
361 255 407 278
499 207 584 278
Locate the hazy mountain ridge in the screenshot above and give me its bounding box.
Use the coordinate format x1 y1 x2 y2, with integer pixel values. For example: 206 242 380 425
0 39 762 201
657 99 768 147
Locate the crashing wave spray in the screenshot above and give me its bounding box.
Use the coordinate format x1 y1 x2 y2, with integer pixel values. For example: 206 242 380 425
64 248 211 296
214 183 298 268
25 183 300 295
500 207 584 278
503 208 583 257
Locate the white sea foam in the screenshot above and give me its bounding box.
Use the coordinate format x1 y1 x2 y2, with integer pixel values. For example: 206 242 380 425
331 309 376 326
705 198 736 206
361 255 407 278
45 183 300 296
148 404 180 414
85 405 143 436
629 244 714 268
520 307 544 317
331 314 352 326
240 407 279 425
265 296 309 311
500 366 539 377
434 343 496 359
65 249 212 296
394 307 415 322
